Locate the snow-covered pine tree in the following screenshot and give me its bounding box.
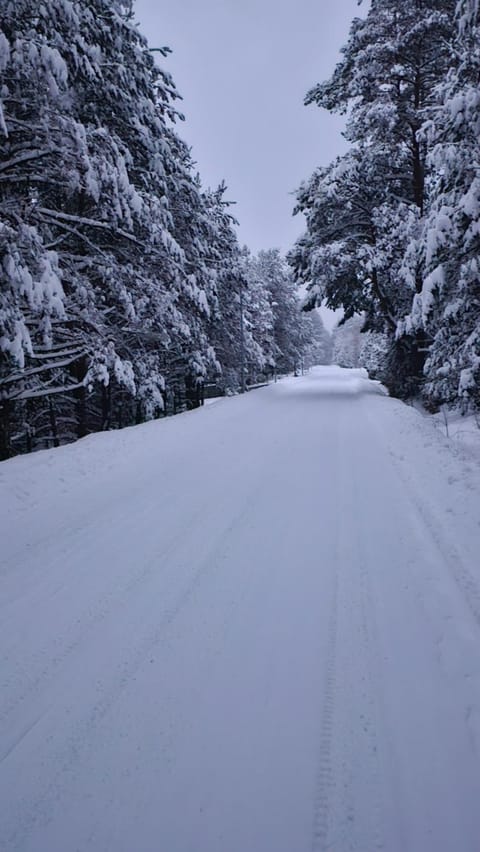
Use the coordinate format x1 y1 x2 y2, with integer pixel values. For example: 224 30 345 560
332 316 364 369
240 248 276 384
407 0 480 410
291 149 393 324
253 249 310 377
162 150 222 405
0 1 84 456
0 0 227 455
290 0 457 398
208 233 316 392
303 311 332 368
200 185 248 393
359 330 390 382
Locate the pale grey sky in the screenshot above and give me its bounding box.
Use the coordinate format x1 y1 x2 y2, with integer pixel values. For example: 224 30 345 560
134 0 361 259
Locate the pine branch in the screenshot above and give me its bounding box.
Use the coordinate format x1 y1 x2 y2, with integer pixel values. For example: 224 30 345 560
9 380 86 402
0 148 59 173
35 207 142 246
0 351 86 387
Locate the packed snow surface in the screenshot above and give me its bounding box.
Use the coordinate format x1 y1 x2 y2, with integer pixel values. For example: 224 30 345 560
1 366 480 852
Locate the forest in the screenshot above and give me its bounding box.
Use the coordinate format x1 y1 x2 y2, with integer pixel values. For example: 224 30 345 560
1 0 479 459
290 0 480 410
0 0 330 459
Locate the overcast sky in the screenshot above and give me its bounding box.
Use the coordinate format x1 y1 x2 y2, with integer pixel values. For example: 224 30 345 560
133 1 363 257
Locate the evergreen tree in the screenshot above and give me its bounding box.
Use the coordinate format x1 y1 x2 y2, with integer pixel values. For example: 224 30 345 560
204 187 248 393
407 0 480 409
0 0 227 455
290 0 457 397
359 330 390 382
304 311 333 367
332 316 364 369
254 249 307 376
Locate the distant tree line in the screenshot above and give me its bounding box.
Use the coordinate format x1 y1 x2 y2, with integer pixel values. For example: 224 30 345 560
0 0 327 459
290 0 480 412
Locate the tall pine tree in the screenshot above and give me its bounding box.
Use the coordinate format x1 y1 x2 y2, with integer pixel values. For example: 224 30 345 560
290 0 457 397
407 0 480 409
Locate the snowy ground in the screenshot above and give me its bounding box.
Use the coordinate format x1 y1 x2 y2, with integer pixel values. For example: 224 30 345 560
1 366 480 852
429 406 480 459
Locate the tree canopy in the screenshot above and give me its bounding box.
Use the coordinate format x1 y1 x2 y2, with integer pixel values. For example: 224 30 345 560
290 0 480 409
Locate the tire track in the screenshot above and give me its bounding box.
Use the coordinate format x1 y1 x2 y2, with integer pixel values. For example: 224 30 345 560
0 499 206 733
3 479 267 852
311 564 339 851
311 401 388 851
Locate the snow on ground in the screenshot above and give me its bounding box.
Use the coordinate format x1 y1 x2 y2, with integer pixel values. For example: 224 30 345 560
1 366 480 852
429 407 480 460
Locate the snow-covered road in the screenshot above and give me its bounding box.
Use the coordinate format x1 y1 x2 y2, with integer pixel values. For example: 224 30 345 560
1 366 480 852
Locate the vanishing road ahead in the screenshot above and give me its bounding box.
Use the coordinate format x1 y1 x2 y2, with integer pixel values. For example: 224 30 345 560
1 367 480 851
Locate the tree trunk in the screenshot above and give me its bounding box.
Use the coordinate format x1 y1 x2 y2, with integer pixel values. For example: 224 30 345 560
101 383 111 431
0 397 11 460
48 398 60 447
72 357 88 439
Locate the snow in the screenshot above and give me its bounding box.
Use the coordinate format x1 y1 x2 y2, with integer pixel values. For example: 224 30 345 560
421 263 445 322
428 406 480 459
0 99 7 138
1 366 480 851
0 31 10 73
